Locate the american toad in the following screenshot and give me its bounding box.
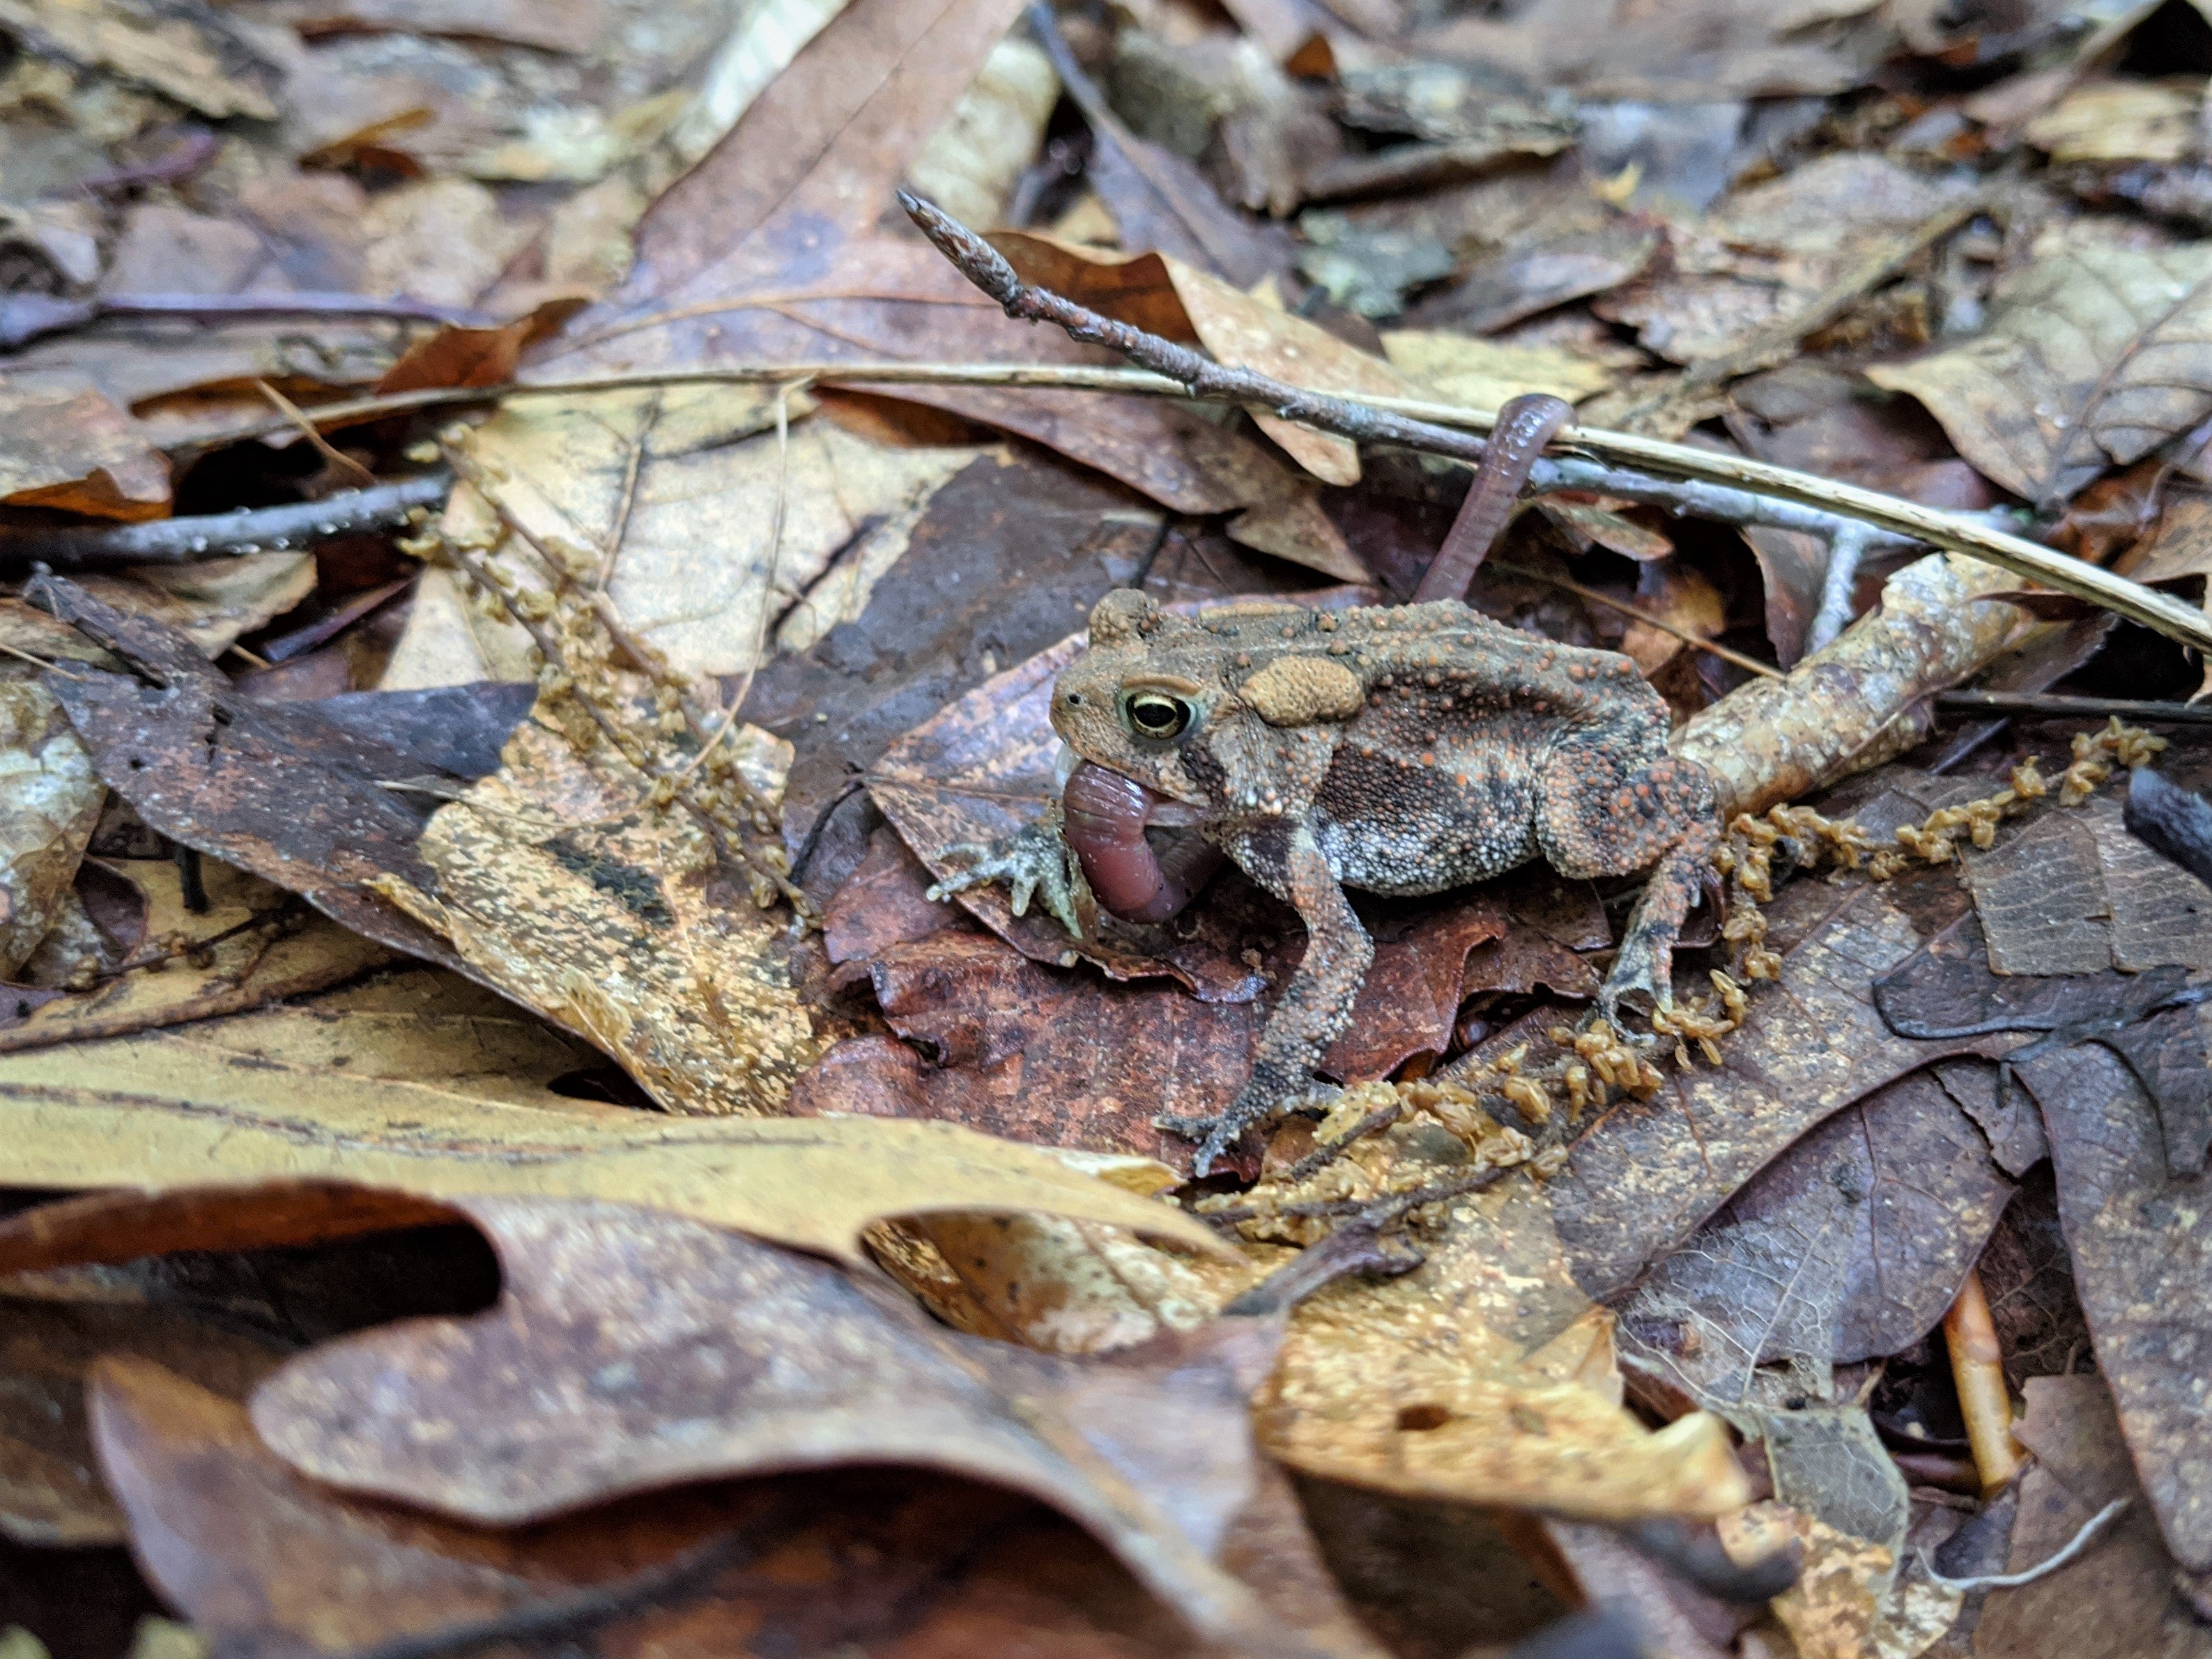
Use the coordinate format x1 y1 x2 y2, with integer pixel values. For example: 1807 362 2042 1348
932 585 1721 1173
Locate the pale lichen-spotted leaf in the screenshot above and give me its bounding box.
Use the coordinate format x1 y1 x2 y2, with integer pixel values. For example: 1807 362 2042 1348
368 702 820 1118
1870 243 2212 503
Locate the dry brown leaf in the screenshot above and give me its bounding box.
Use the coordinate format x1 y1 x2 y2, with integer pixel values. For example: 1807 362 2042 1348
0 1019 1225 1267
91 1355 1232 1659
0 373 169 520
393 387 985 686
1871 242 2212 504
2024 78 2204 164
0 857 394 1053
1419 0 1896 100
1601 155 1972 366
0 682 103 979
249 1196 1377 1658
366 693 820 1116
73 553 315 657
0 1288 284 1547
994 232 1410 493
542 0 1353 576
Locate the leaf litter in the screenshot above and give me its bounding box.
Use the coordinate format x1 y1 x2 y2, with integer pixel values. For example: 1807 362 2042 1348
20 0 2212 1653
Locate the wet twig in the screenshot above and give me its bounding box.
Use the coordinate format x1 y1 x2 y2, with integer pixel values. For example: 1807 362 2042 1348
0 474 451 567
0 290 491 350
895 189 2212 654
1940 690 2212 725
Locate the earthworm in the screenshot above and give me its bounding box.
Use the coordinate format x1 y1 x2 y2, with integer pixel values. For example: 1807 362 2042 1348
1061 760 1224 923
1411 392 1574 603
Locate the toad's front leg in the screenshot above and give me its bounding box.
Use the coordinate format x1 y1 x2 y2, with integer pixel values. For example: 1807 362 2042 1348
1155 819 1372 1175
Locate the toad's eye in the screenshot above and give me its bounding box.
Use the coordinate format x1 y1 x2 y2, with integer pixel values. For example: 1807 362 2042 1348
1123 690 1193 740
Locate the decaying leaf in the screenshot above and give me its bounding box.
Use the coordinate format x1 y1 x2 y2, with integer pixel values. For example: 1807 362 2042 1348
0 373 169 520
1962 794 2212 975
1241 1090 1750 1524
249 1197 1379 1658
367 692 820 1116
2024 79 2204 164
0 681 104 978
1546 853 1996 1301
1871 243 2212 504
0 1020 1227 1267
1718 1501 1961 1659
93 1357 1234 1659
35 579 466 971
2013 1037 2212 1573
0 0 277 120
404 387 990 686
1616 1062 2019 1413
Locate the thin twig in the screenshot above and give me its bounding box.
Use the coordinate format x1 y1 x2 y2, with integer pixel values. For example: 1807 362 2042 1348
894 190 2212 655
0 474 451 567
1279 1102 1401 1185
1935 690 2212 723
1807 521 1875 654
256 378 376 489
1491 561 1783 679
1 290 488 350
1921 1499 2129 1592
160 350 2212 653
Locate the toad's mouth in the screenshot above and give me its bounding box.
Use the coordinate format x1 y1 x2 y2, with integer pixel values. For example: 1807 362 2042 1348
1061 762 1222 923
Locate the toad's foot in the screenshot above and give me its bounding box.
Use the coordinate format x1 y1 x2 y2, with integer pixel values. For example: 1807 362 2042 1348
1157 1080 1340 1178
927 818 1085 939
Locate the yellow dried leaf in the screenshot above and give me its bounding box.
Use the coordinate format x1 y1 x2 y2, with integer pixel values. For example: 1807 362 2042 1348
0 1014 1229 1267
1255 1171 1748 1522
1721 1502 1963 1659
2024 78 2204 164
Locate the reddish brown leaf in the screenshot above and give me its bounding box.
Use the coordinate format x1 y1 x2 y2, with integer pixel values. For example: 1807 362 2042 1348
376 295 588 393
2 1294 284 1547
0 374 169 521
249 1197 1382 1657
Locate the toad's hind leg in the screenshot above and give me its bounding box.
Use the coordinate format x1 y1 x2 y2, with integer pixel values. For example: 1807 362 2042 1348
1535 740 1720 1025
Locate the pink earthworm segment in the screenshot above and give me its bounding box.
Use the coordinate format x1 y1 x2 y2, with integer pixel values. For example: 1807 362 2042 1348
1061 760 1224 923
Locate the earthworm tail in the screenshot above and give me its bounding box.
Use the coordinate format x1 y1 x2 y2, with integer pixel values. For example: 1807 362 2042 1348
1412 392 1574 603
1061 761 1224 923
